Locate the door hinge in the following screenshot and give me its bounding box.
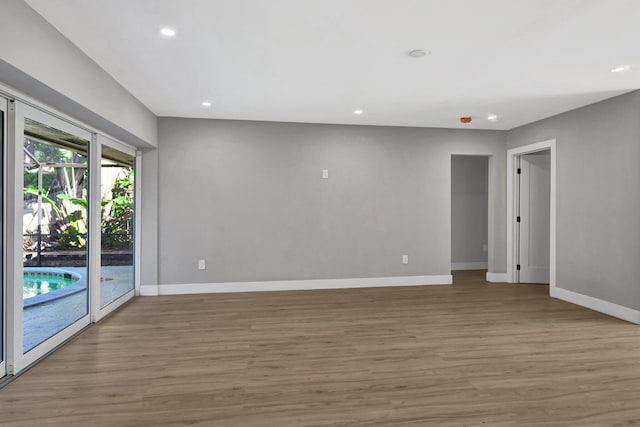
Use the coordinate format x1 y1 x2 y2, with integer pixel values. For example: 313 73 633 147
517 167 521 174
517 216 521 222
516 264 521 271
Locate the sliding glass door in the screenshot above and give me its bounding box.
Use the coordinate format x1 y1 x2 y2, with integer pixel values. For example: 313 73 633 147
10 103 92 371
95 137 136 318
1 96 139 376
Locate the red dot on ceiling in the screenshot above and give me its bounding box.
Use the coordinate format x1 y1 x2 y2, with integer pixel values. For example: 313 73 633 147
460 116 473 124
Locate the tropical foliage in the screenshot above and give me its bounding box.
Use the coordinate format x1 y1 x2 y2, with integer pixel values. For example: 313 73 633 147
23 138 134 253
101 169 135 250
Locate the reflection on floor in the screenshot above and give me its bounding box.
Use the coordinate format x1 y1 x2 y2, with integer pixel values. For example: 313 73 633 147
23 265 133 353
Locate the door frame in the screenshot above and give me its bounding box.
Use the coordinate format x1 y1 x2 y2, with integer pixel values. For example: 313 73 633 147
450 154 493 273
0 95 7 379
0 82 144 377
91 134 138 322
506 139 556 290
7 101 93 374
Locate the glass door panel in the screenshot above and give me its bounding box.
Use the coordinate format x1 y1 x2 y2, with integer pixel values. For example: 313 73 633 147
0 98 6 378
100 144 135 309
22 117 89 353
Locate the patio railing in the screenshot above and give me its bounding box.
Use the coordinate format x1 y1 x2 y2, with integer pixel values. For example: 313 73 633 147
24 231 133 267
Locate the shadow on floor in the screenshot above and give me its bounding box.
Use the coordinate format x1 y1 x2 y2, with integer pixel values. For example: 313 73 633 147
451 269 488 285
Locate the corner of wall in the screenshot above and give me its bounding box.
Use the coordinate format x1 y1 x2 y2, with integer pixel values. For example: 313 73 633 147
139 148 159 294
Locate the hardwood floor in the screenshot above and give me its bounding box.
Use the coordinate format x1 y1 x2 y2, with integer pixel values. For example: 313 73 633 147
1 271 639 426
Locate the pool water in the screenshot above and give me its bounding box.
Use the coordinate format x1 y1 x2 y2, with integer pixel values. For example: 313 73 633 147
23 274 79 299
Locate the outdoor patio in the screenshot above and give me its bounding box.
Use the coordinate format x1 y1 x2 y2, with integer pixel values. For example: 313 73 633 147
23 265 134 353
21 130 135 354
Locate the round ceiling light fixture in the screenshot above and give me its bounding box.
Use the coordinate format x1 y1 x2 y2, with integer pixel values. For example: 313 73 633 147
487 113 498 122
408 49 430 58
201 100 212 108
353 109 364 115
160 27 176 37
611 65 631 73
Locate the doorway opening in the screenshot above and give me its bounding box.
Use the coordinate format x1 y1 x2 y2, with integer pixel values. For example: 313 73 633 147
517 150 550 283
451 155 490 284
506 140 556 291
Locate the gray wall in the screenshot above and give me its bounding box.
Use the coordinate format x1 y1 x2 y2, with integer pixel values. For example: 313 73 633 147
140 149 159 291
451 156 488 264
507 90 640 310
0 0 157 148
158 118 506 285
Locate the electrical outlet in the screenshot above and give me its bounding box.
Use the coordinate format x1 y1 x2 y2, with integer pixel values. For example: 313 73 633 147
322 169 329 179
198 259 206 270
482 244 488 253
402 255 409 265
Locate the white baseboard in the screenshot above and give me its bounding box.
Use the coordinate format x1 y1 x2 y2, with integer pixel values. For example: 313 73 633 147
486 272 508 283
157 275 452 296
451 262 488 271
550 287 640 324
140 285 159 296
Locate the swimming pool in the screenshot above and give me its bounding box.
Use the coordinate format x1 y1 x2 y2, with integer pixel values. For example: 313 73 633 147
23 269 81 299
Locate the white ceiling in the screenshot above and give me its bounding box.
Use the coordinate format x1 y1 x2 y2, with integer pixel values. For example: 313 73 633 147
26 0 640 130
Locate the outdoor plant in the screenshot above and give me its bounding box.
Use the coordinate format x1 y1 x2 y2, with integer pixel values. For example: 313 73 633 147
24 171 88 251
101 169 134 250
23 138 134 253
24 168 134 251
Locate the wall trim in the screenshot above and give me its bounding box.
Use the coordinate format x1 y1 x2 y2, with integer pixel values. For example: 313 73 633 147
486 272 508 282
451 262 488 271
153 275 453 296
140 285 159 296
551 287 640 325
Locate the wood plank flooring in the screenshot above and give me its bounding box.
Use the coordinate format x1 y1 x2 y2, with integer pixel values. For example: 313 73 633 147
1 270 640 426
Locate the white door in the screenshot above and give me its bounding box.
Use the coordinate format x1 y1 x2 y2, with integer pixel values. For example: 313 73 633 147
518 151 550 284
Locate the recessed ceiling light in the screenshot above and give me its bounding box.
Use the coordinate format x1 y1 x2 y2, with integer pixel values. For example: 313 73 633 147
487 113 498 122
160 27 176 37
611 65 631 73
201 100 212 108
353 109 363 115
408 49 430 58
